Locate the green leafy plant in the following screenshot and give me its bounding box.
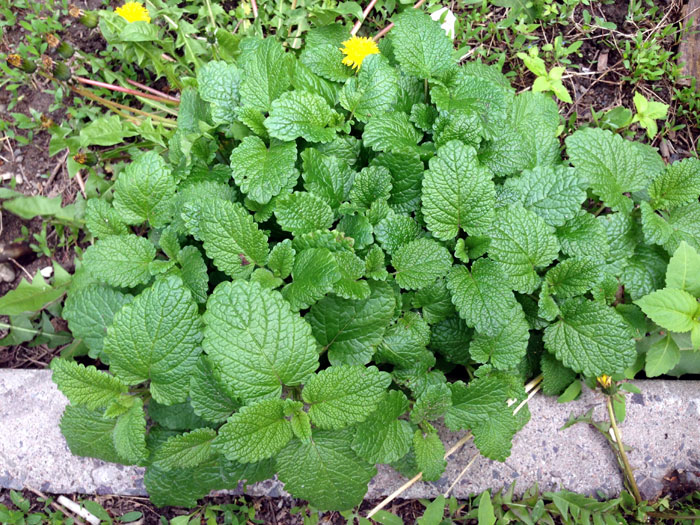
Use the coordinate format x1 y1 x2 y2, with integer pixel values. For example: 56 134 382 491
43 6 700 513
636 240 700 376
517 47 572 102
631 92 668 140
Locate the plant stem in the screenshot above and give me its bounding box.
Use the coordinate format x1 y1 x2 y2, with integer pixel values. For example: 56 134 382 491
351 0 379 36
373 0 426 41
73 76 179 105
71 86 176 126
606 395 642 504
125 78 180 102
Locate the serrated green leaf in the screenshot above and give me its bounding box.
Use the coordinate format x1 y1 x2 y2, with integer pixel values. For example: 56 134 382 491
619 243 667 300
363 111 422 153
540 351 576 396
113 398 148 464
666 241 700 296
413 428 446 481
488 204 559 293
230 136 298 204
340 54 398 122
265 91 341 143
197 60 242 124
430 317 472 365
371 151 424 212
282 247 341 310
308 280 396 365
349 165 392 209
411 382 452 424
504 166 586 227
332 250 370 300
365 245 389 280
413 278 455 324
635 288 699 332
215 398 293 462
301 148 355 210
301 43 353 83
565 128 661 213
113 151 175 227
376 312 433 369
303 365 390 429
374 213 421 254
662 202 700 254
267 239 296 279
239 38 293 112
543 298 636 377
544 257 603 298
470 306 529 370
556 212 609 260
447 258 520 336
277 429 376 511
422 140 495 240
177 246 209 304
479 127 529 177
390 10 454 80
104 275 202 404
650 157 700 209
61 284 133 354
275 192 334 235
59 405 123 463
445 377 517 461
351 390 412 464
84 199 128 237
51 358 127 410
152 428 217 470
431 70 510 135
392 238 452 290
203 280 319 401
186 198 268 279
189 357 239 423
82 235 156 288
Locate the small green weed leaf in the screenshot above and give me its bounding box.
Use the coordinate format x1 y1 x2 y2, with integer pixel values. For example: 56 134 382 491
339 54 398 122
447 258 520 336
644 334 681 377
666 241 700 296
635 288 699 332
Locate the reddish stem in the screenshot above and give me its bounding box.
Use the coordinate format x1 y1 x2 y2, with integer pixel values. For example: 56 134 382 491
125 78 180 102
251 0 258 19
373 0 426 41
73 76 179 105
351 0 379 36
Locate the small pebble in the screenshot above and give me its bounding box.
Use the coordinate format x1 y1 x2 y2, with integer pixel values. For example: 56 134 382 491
40 266 54 278
0 263 16 283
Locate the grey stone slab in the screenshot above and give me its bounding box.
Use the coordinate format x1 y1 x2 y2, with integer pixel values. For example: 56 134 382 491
1 369 698 502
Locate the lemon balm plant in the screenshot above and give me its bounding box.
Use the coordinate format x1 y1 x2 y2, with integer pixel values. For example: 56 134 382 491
49 9 700 512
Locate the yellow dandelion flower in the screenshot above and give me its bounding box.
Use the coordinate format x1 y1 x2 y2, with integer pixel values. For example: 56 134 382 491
115 2 151 23
340 36 379 71
597 375 612 389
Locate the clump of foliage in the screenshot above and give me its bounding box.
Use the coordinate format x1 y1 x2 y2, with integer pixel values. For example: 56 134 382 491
47 8 700 512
